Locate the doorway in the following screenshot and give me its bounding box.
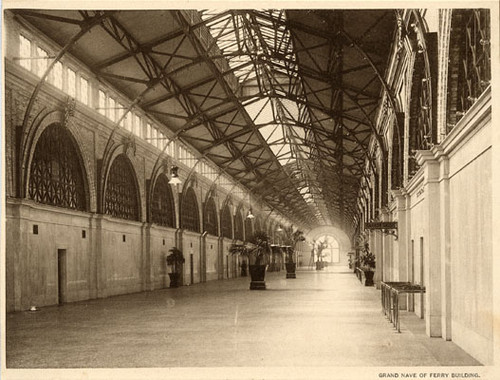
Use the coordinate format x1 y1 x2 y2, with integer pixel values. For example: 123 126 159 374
57 249 67 305
409 240 414 312
190 253 194 285
419 237 425 318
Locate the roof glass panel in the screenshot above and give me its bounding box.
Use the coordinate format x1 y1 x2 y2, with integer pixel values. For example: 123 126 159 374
199 9 340 225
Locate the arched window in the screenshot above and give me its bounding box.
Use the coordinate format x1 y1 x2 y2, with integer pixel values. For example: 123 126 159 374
234 210 244 241
399 12 439 180
28 123 87 211
104 154 139 221
447 9 490 130
151 175 175 227
407 19 437 178
391 113 404 190
181 187 200 232
408 54 431 176
255 217 262 233
315 235 340 263
204 197 218 236
244 215 253 240
267 222 274 241
221 203 232 239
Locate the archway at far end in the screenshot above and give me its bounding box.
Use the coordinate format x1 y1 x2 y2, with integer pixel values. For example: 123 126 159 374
314 235 340 264
304 226 352 268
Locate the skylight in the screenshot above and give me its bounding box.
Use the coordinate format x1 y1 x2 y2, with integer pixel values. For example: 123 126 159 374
200 9 329 224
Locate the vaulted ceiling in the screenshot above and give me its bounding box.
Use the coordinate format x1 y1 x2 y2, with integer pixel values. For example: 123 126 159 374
15 9 397 234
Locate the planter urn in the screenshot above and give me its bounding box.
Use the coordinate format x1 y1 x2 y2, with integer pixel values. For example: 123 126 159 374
249 264 267 290
285 262 296 279
364 270 374 286
168 272 181 288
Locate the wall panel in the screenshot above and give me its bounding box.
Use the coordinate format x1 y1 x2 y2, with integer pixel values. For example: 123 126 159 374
182 231 201 285
449 138 492 364
205 235 219 281
150 226 176 289
6 201 92 311
101 218 143 296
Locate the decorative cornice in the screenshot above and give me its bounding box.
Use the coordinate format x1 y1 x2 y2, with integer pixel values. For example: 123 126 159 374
430 145 447 161
391 188 408 198
415 149 436 166
6 197 91 219
441 86 491 155
405 168 425 195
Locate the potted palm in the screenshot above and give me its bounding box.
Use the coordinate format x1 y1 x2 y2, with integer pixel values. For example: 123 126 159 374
281 227 305 278
166 247 185 288
315 240 328 270
230 230 270 290
360 243 376 286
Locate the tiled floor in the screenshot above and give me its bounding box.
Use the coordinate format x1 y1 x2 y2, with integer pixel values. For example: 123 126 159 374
6 267 481 370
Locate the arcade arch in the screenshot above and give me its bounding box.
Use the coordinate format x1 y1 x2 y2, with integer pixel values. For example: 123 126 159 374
305 226 352 267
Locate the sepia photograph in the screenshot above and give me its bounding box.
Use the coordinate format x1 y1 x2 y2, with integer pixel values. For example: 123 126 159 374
1 1 499 379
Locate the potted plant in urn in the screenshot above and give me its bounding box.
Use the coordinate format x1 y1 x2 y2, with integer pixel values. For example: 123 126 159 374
281 227 305 278
166 247 185 288
230 230 270 290
360 243 376 286
315 240 328 270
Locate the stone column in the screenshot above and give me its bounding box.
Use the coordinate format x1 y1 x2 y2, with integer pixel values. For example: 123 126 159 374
372 229 383 288
380 207 392 281
175 228 184 285
393 189 409 281
416 150 442 337
142 223 154 291
200 232 207 283
91 214 106 299
7 200 24 311
393 189 409 309
404 190 414 312
435 146 452 340
218 236 224 280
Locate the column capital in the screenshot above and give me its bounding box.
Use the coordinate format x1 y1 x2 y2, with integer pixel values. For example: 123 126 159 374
415 150 436 166
392 188 409 211
391 187 408 199
431 145 449 164
415 150 441 181
379 206 391 216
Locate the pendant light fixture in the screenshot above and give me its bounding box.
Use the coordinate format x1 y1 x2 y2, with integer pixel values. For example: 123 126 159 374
246 208 255 219
168 166 182 185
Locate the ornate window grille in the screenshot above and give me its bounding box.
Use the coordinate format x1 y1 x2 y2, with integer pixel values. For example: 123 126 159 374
151 175 175 227
181 187 200 232
221 204 232 239
391 113 404 190
104 154 139 220
234 211 244 241
204 197 218 236
447 9 491 130
408 32 436 178
458 9 491 115
28 123 87 211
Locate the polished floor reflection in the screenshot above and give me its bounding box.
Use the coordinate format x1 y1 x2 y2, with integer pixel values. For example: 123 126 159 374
6 267 480 368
